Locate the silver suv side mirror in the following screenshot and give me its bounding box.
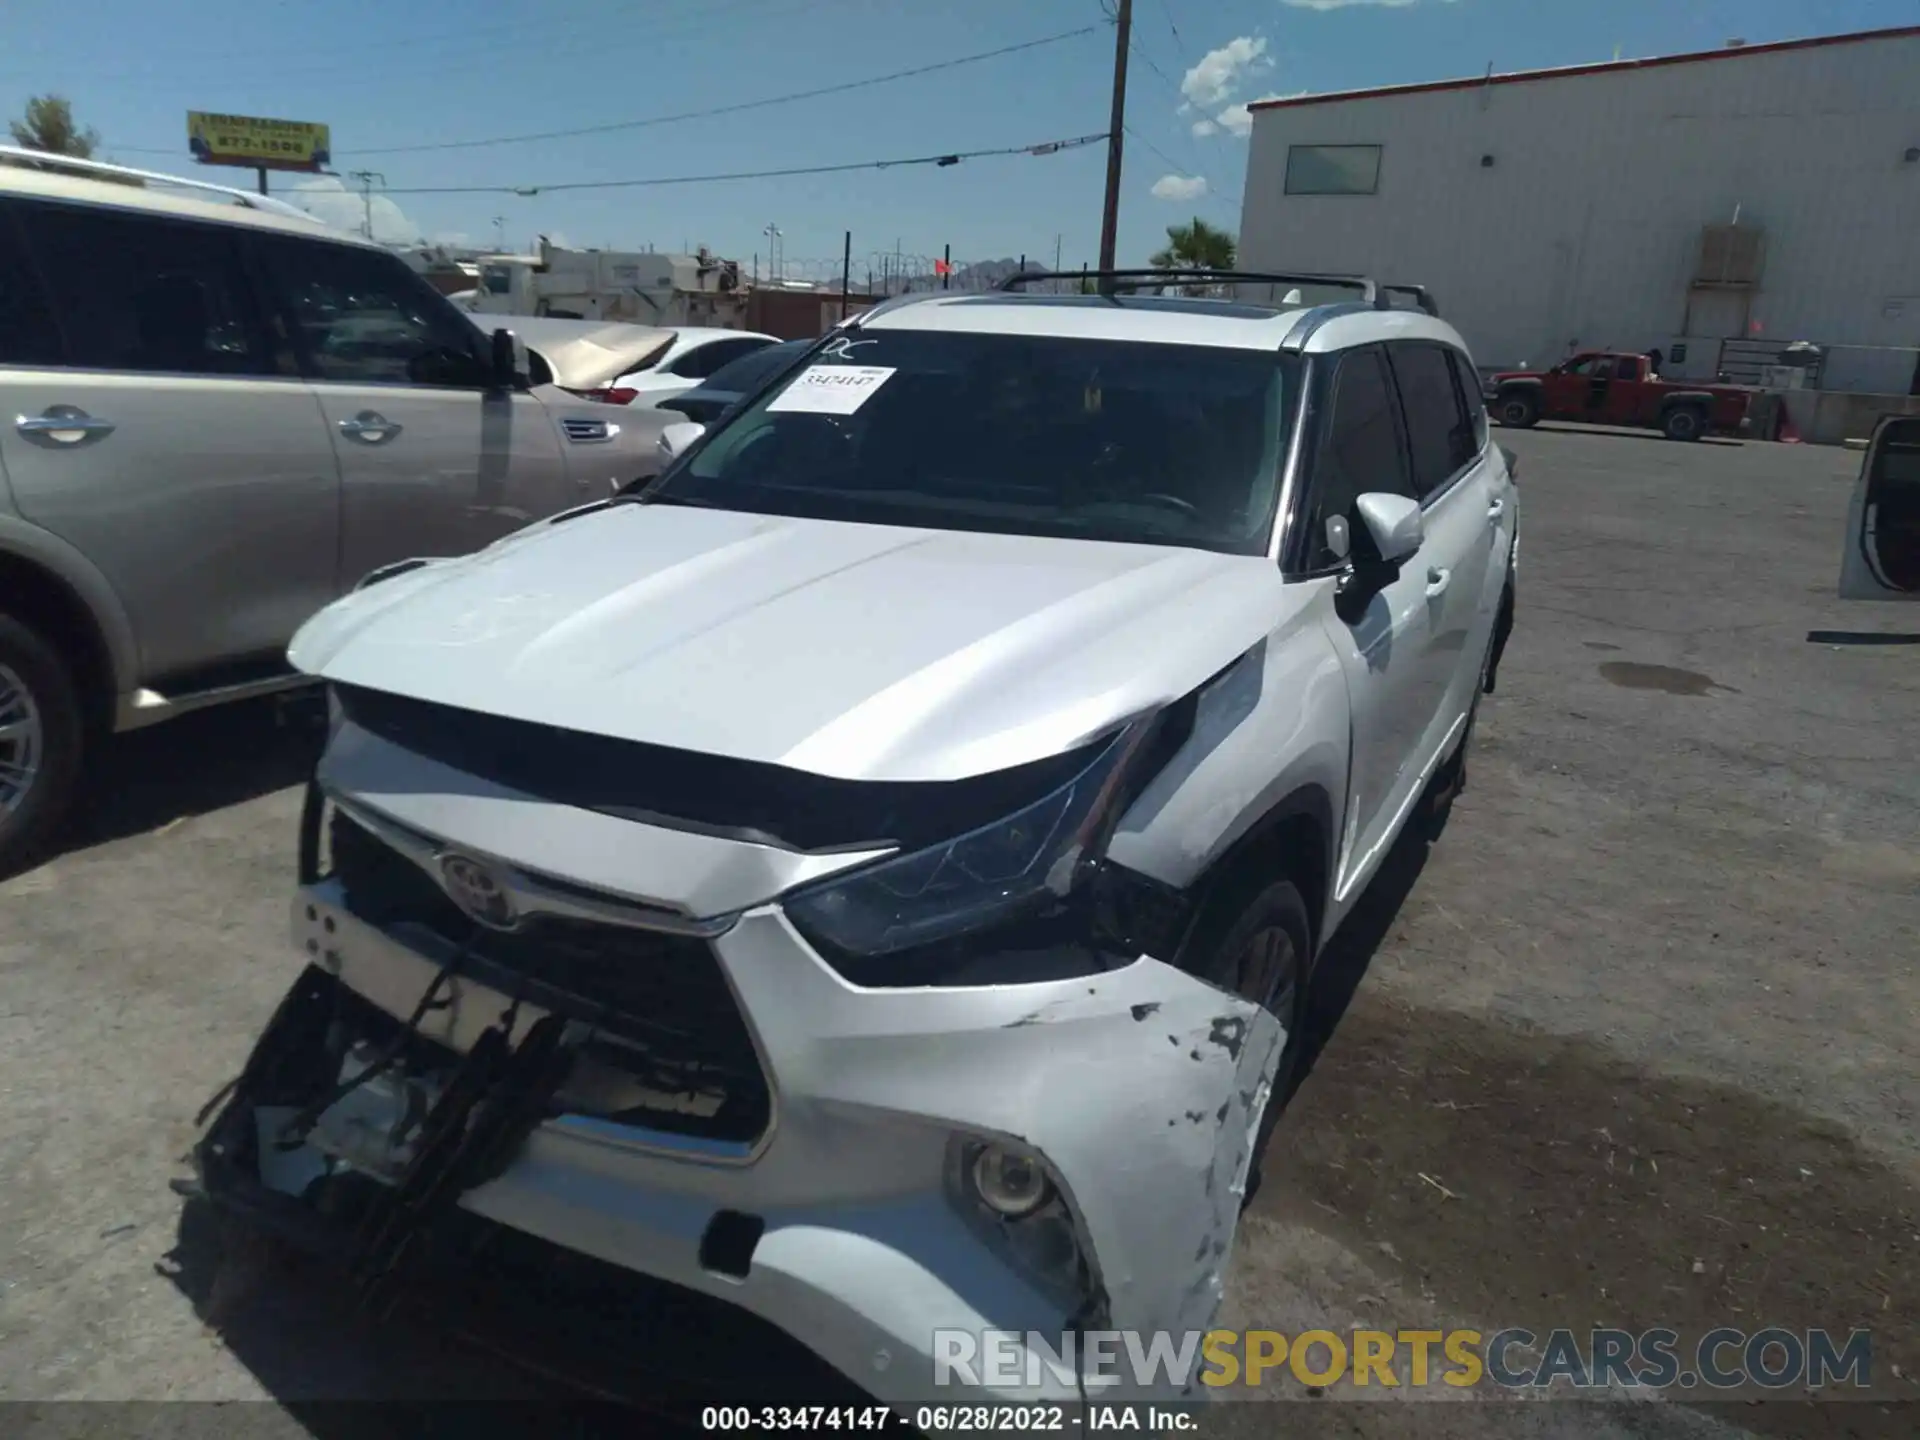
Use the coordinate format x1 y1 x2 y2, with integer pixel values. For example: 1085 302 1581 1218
1355 493 1424 563
657 421 707 465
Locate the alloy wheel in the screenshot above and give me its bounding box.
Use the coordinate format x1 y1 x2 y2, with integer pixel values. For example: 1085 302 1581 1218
1229 924 1300 1022
0 662 43 817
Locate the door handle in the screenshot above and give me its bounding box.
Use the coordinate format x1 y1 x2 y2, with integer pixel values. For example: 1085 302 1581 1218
16 406 115 446
339 412 402 444
1425 566 1452 598
1487 497 1506 519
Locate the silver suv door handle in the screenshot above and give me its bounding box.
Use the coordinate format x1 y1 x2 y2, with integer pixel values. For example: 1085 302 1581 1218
16 406 115 446
1487 497 1505 519
339 412 403 444
1425 566 1452 597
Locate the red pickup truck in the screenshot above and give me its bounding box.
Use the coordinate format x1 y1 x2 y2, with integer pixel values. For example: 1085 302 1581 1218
1488 352 1755 441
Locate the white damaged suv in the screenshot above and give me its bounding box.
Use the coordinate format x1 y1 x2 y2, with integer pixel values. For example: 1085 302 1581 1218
191 271 1517 1406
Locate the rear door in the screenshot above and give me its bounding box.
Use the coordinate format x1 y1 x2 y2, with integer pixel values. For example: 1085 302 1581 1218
1301 345 1453 886
1606 354 1652 424
256 235 572 585
0 196 340 687
1840 414 1920 600
1386 340 1503 757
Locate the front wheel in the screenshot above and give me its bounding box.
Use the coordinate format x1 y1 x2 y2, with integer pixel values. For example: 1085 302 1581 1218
1496 391 1540 428
1191 876 1313 1205
0 614 85 876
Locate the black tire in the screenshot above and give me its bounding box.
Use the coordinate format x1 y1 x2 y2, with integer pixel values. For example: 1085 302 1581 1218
1496 390 1540 428
1662 405 1706 442
1188 875 1313 1205
0 613 85 877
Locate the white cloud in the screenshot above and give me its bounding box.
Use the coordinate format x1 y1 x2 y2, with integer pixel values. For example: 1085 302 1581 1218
1190 118 1219 138
1150 173 1209 202
1180 36 1270 110
1215 92 1303 137
286 175 422 245
1281 0 1454 9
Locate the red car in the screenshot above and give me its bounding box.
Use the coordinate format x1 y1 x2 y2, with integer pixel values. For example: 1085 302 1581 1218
1489 351 1754 441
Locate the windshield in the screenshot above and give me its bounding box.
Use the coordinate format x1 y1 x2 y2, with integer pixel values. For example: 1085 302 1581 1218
642 328 1299 554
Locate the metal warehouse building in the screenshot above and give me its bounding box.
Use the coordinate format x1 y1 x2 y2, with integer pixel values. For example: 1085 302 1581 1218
1237 25 1920 395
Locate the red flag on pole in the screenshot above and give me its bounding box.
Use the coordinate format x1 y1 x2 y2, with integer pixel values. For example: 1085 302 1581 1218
934 258 952 276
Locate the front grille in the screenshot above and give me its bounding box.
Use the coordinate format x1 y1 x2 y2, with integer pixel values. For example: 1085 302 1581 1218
325 805 771 1145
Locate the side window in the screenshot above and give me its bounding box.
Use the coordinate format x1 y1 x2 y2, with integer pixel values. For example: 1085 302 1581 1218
670 339 730 380
259 236 486 387
1304 346 1411 569
16 202 277 377
1614 356 1639 381
1388 342 1474 498
1563 355 1600 377
0 205 62 366
1447 348 1489 451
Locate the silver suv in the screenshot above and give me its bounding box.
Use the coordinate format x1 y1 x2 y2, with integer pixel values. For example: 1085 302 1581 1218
192 270 1517 1406
0 149 672 870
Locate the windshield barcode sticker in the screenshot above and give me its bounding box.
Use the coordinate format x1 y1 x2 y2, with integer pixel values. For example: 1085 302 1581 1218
765 365 896 415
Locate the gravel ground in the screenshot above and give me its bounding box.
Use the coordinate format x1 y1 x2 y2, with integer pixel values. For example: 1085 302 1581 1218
1 423 1914 1438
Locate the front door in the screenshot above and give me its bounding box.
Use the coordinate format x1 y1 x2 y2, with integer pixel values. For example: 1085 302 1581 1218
0 196 340 686
1296 345 1454 894
255 234 571 587
1840 415 1920 600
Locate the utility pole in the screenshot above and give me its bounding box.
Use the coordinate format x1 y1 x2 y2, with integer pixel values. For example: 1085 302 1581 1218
764 223 783 282
942 243 951 291
348 170 385 241
1097 0 1133 283
492 216 507 252
841 231 853 321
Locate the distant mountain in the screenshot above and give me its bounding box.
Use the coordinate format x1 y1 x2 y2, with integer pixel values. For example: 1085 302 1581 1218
879 256 1054 295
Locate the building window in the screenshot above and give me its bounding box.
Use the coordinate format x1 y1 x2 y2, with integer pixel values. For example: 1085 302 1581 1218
1284 144 1382 196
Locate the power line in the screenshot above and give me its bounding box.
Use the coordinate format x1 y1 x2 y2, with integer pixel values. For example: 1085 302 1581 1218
1154 0 1185 48
349 26 1102 156
370 132 1110 195
1123 35 1239 210
1123 122 1242 211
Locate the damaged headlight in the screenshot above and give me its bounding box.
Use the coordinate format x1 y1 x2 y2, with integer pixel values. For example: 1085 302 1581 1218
784 715 1163 979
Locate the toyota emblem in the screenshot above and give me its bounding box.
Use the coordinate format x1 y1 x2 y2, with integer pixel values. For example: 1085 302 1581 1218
436 852 518 931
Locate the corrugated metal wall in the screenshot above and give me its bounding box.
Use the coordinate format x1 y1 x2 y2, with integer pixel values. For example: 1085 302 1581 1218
1238 32 1920 391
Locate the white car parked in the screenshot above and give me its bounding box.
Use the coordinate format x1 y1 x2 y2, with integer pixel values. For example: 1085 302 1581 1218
607 326 779 408
191 269 1518 1408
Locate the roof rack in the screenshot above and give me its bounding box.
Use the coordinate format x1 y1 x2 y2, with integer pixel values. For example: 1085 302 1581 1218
0 145 328 227
1379 284 1440 317
998 267 1380 305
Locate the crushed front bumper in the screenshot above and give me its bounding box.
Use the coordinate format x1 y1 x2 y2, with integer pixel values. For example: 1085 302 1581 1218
197 859 1281 1408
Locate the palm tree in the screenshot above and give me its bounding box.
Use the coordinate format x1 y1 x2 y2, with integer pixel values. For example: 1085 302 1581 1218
9 96 99 158
1149 217 1237 273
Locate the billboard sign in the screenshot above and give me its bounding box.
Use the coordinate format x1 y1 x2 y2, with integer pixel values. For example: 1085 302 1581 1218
187 112 330 172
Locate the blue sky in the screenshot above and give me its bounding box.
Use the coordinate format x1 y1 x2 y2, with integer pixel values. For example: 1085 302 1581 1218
3 0 1912 275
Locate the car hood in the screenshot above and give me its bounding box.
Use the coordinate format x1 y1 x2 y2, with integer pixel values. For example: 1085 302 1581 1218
289 505 1297 783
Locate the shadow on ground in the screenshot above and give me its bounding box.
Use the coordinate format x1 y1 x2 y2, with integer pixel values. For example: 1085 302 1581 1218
1530 424 1744 448
1257 832 1919 1439
64 694 324 854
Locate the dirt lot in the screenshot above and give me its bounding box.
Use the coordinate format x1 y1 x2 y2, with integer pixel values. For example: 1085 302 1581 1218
2 424 1915 1438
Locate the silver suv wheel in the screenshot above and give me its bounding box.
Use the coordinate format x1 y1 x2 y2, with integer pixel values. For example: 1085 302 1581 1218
0 662 42 816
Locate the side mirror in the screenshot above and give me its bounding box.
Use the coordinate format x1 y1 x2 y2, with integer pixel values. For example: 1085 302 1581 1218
490 327 530 389
1354 493 1425 565
657 420 707 465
